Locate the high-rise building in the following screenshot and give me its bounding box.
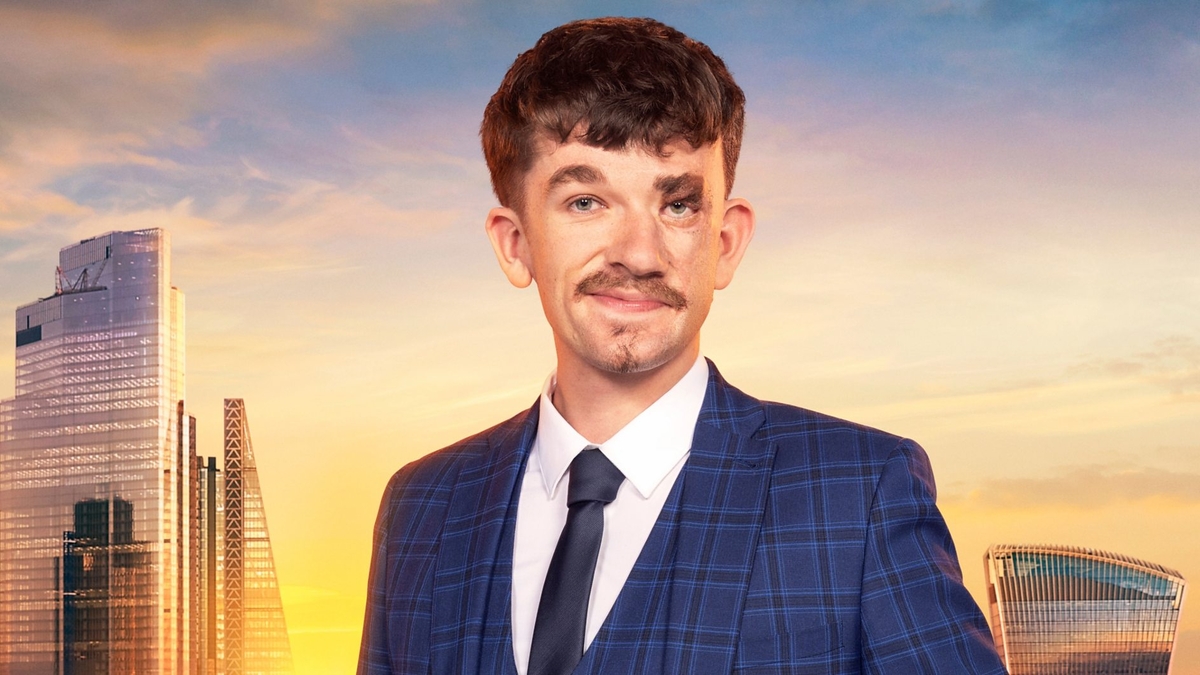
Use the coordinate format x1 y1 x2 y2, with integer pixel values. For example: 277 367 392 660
984 543 1187 675
196 457 225 675
62 497 154 675
189 400 293 675
1 229 293 674
0 229 192 674
221 398 292 675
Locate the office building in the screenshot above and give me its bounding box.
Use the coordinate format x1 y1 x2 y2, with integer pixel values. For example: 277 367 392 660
191 401 294 675
196 456 224 675
220 398 293 675
0 229 192 674
984 543 1187 675
1 229 293 673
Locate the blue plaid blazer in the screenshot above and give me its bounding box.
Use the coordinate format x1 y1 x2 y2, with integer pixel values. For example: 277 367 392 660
359 362 1006 674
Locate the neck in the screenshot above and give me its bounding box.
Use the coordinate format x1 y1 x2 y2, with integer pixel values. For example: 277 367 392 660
551 341 700 444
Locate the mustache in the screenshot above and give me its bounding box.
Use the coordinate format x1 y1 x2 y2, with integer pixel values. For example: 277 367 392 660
575 270 688 309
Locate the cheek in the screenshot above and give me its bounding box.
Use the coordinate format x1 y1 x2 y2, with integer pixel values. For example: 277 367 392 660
669 229 720 285
529 249 580 307
527 236 564 282
538 235 604 284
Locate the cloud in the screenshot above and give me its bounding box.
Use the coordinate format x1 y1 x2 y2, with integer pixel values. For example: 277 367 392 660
0 190 89 235
0 0 452 131
1070 336 1200 400
0 4 323 138
0 4 326 242
944 464 1200 510
0 0 493 271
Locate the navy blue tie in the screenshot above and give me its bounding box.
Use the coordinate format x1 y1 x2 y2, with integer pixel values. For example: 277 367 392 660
528 448 625 675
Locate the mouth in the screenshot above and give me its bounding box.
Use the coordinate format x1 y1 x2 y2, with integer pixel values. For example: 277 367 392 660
575 270 687 311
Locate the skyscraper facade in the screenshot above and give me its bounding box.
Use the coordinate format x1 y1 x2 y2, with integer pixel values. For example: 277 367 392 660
196 457 225 675
984 543 1187 675
0 229 192 674
221 398 292 675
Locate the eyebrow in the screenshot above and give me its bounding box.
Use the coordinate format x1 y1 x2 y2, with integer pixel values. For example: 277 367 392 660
654 173 705 197
547 164 606 188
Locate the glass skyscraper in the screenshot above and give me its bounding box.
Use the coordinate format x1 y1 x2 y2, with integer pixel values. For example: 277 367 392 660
1 229 293 674
191 400 293 675
0 229 192 674
221 398 292 675
196 456 225 675
985 543 1187 675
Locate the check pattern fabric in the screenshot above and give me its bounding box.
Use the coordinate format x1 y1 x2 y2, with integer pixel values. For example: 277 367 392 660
358 361 1007 674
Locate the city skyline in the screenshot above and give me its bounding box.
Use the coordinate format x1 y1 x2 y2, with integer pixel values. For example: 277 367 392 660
1 2 1197 673
0 229 292 674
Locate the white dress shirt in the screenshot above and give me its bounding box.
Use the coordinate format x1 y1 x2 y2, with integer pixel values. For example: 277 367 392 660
511 355 709 675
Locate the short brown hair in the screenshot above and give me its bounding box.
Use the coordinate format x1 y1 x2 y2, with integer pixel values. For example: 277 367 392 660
481 17 746 212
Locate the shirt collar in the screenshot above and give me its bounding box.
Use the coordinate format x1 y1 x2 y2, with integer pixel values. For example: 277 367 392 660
534 354 709 500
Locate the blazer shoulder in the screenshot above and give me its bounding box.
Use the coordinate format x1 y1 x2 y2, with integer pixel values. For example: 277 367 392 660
360 405 534 674
758 399 902 446
704 362 912 467
379 404 534 524
752 399 931 480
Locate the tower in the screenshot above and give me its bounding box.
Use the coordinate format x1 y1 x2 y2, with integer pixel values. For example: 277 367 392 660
985 543 1187 674
0 229 193 674
222 399 293 675
196 457 225 675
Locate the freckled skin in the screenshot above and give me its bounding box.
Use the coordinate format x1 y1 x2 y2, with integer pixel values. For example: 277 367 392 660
485 136 755 441
522 139 724 375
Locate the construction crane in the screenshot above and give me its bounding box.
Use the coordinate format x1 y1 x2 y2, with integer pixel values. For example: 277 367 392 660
54 258 108 295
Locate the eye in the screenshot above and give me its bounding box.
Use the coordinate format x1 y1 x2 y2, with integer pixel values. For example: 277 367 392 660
569 196 598 212
666 201 693 217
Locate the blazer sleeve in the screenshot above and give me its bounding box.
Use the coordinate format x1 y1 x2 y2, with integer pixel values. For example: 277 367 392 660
358 474 403 675
357 466 444 675
858 440 1007 674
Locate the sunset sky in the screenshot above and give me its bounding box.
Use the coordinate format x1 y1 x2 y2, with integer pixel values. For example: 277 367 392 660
1 1 1198 672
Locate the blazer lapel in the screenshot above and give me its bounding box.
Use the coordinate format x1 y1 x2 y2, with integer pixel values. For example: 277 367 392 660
663 363 776 673
430 403 538 675
579 362 777 674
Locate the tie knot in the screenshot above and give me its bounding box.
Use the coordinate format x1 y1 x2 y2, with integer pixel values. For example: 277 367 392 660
566 448 624 507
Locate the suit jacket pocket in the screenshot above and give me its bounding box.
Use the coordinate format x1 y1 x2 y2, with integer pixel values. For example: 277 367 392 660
734 623 842 671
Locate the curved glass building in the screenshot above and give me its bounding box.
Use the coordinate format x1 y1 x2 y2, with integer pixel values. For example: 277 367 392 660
984 544 1186 675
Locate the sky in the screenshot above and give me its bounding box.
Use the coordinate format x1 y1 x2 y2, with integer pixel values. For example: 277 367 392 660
1 0 1198 671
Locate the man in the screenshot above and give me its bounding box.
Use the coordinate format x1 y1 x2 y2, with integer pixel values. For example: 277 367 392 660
360 17 1006 675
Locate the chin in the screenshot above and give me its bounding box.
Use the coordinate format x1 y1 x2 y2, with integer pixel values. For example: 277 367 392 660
587 340 679 376
607 351 654 375
567 319 694 376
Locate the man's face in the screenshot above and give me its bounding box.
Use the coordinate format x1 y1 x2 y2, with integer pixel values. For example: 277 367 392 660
487 136 754 378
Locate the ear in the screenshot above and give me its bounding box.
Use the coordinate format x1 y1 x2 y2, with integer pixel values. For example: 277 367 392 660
714 197 756 290
485 206 533 288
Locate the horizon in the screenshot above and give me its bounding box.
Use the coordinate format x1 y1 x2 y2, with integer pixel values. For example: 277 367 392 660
2 2 1198 671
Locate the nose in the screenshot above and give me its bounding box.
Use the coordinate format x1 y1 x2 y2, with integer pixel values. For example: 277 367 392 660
607 207 667 278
